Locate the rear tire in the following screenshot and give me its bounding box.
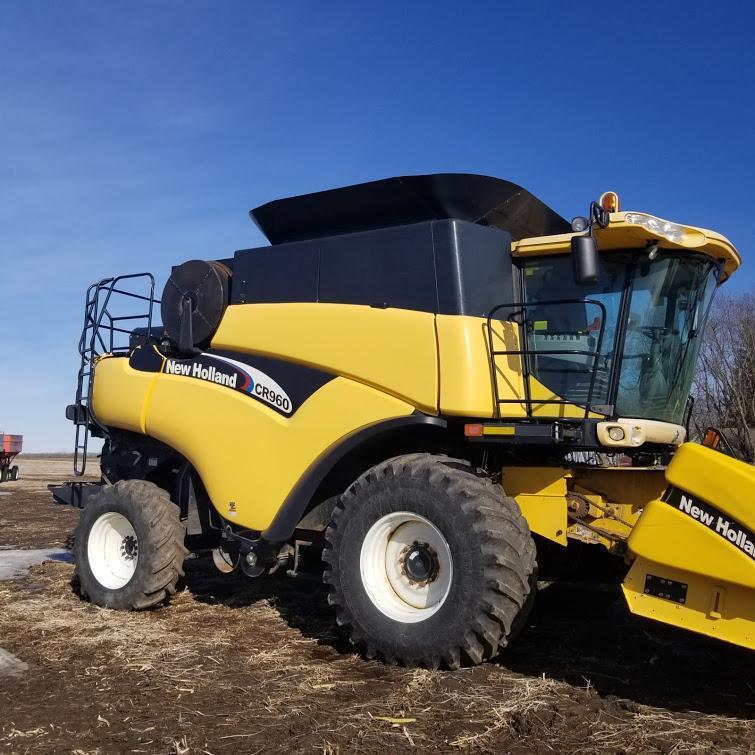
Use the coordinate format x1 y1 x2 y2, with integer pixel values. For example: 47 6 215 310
74 480 187 610
0 467 7 483
10 466 18 481
323 454 537 668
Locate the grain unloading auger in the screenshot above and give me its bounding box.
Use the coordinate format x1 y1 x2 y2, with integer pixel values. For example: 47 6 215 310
51 174 753 665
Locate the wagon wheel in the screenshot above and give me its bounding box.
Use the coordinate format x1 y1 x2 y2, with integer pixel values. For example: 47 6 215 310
10 466 19 481
0 466 7 483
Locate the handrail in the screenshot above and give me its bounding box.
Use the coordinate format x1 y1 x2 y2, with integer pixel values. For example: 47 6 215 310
73 273 158 475
486 298 608 420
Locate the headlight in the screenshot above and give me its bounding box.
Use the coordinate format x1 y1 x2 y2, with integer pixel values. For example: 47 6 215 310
608 426 625 441
625 213 685 243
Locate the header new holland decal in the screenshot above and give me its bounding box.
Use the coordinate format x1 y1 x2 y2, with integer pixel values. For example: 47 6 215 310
666 487 754 560
164 353 293 416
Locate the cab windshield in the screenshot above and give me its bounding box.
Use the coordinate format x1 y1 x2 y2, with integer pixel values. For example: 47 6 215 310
521 252 720 425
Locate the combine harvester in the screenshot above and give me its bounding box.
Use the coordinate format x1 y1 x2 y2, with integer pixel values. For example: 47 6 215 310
0 433 22 482
52 174 753 665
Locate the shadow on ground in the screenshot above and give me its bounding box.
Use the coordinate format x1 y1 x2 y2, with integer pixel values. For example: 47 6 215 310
500 581 755 718
183 557 755 719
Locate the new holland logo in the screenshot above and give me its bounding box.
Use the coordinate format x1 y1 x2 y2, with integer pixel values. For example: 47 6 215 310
667 488 755 560
165 359 238 388
164 353 293 415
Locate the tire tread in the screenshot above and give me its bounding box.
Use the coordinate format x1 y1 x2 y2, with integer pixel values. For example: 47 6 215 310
323 453 537 669
75 479 186 611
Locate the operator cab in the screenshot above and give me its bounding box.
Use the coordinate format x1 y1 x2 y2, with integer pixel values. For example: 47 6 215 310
512 193 741 446
521 249 721 425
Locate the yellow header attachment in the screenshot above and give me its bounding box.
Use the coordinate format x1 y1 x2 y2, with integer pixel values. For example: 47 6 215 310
513 196 741 281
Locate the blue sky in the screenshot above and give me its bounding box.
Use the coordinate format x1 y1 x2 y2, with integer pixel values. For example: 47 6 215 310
1 1 754 451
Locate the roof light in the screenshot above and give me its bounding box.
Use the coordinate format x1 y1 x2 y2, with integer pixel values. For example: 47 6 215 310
625 213 685 243
599 191 620 213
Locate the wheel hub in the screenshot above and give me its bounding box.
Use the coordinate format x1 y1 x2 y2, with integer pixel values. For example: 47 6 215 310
87 511 140 590
401 541 439 585
359 512 453 623
120 535 138 560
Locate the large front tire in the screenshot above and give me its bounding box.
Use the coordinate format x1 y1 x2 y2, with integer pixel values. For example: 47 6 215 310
323 454 537 669
74 480 187 610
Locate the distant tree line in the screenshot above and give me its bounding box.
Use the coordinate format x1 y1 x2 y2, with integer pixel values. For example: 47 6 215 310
691 290 755 462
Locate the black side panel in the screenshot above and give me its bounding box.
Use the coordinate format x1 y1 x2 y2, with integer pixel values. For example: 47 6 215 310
230 219 515 315
432 220 515 317
318 223 437 310
231 222 440 311
232 242 319 305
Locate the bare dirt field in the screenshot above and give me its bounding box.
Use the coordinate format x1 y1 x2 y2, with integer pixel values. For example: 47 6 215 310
0 457 753 754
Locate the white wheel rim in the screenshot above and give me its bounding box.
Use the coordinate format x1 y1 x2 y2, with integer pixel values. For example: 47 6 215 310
360 511 452 623
87 512 139 590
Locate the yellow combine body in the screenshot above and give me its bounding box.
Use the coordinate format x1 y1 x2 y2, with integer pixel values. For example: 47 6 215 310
53 174 752 666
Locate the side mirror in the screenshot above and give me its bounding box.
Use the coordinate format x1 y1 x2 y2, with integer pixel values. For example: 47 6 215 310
571 234 600 284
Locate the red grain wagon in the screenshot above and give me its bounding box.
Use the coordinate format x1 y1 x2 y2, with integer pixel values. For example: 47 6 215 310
0 433 22 482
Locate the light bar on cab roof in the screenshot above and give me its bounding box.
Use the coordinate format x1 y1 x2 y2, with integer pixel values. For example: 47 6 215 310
625 212 685 243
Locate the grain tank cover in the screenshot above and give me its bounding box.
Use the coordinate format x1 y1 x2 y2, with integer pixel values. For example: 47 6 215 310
250 173 570 244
